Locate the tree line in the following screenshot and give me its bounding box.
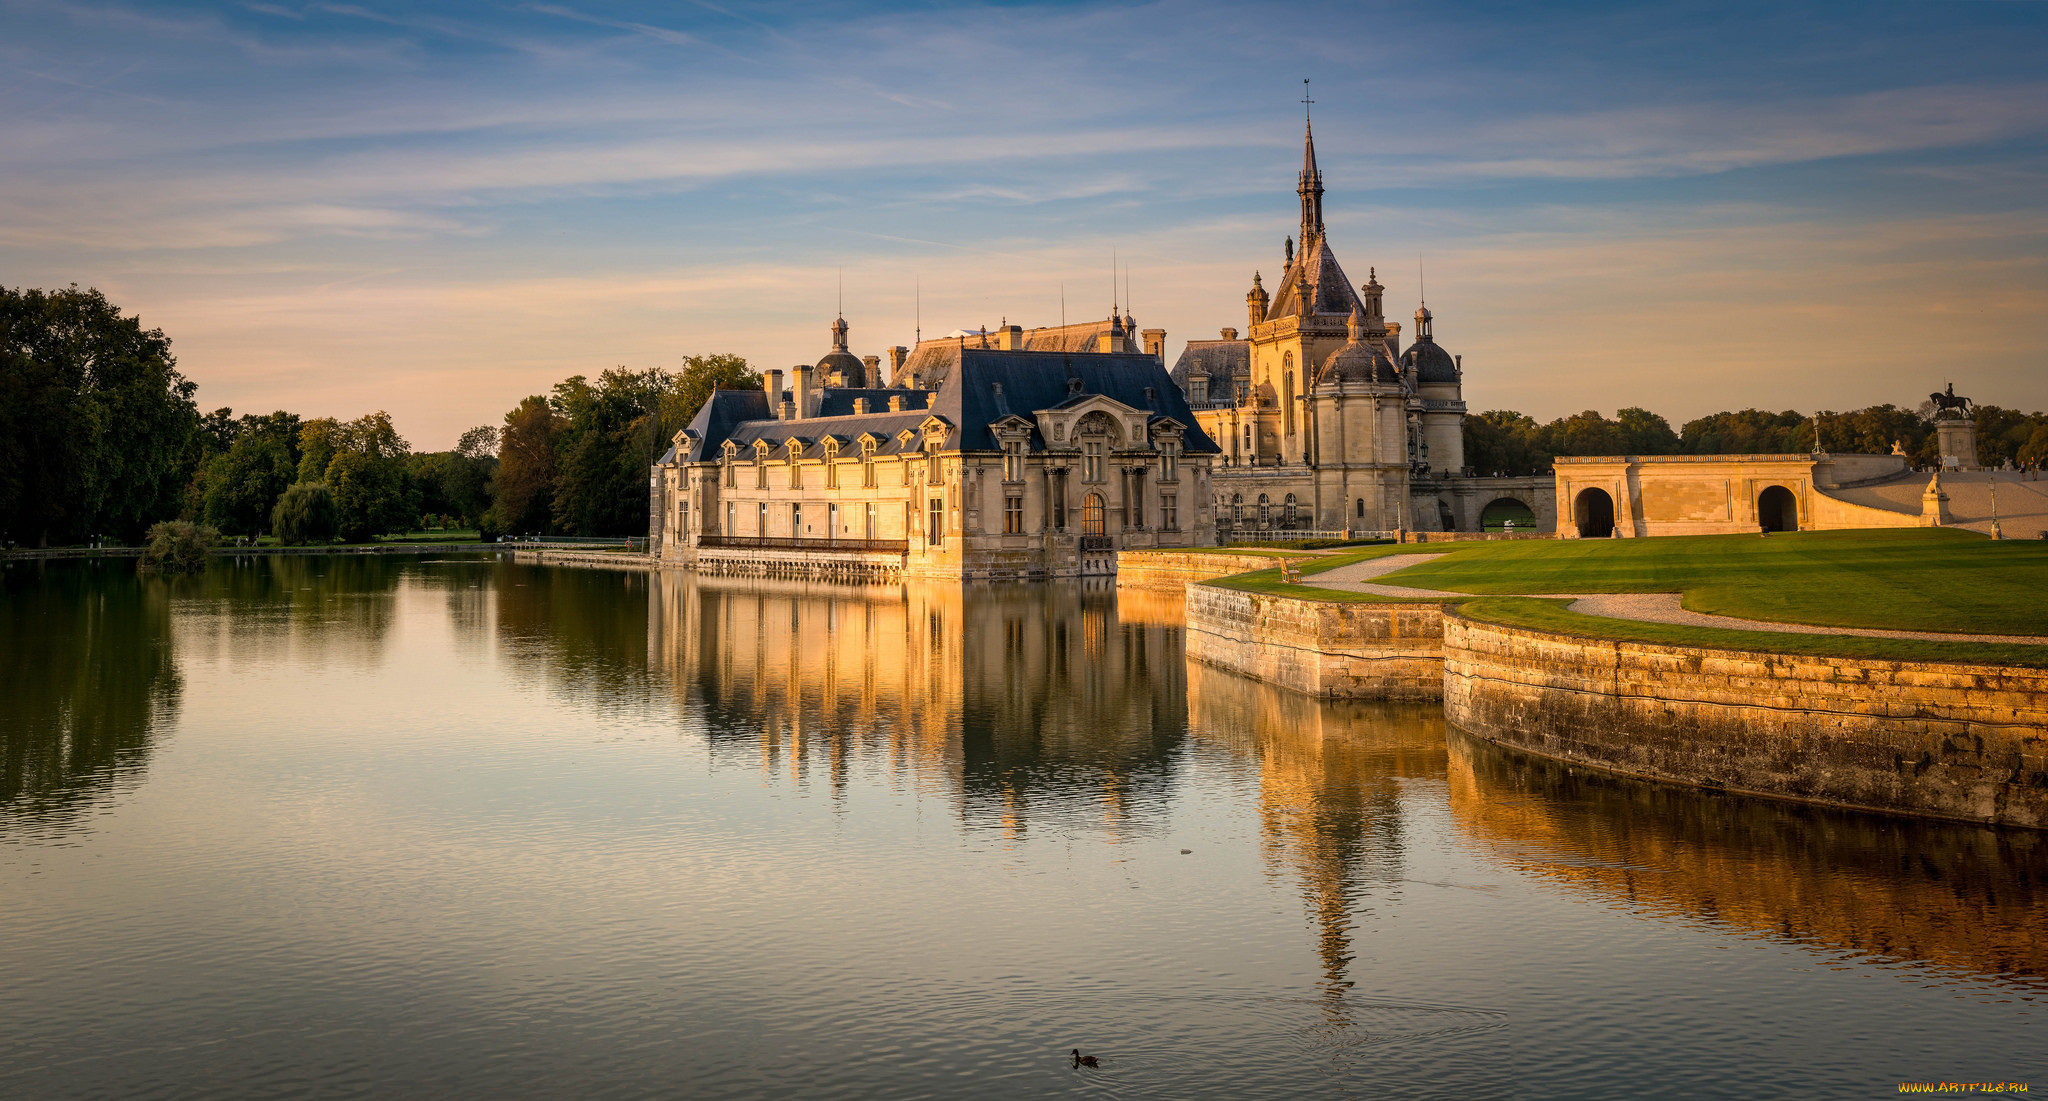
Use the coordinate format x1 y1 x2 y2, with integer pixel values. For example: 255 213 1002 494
7 285 2043 545
2 286 756 547
1462 404 2048 477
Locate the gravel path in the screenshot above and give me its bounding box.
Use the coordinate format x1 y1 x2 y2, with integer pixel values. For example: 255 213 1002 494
1304 553 2048 646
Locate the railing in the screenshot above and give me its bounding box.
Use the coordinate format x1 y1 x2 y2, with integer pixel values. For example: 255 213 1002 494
697 535 908 554
1078 535 1114 551
1217 527 1395 543
506 535 644 550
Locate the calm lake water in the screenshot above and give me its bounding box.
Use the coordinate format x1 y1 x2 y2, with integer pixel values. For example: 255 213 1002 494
2 556 2043 1099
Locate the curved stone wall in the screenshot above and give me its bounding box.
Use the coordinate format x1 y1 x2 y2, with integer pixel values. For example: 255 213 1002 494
1441 611 2048 829
1185 585 1448 699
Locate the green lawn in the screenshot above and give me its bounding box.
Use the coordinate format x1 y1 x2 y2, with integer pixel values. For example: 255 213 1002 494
1206 544 1460 603
1374 529 2048 637
1458 597 2048 669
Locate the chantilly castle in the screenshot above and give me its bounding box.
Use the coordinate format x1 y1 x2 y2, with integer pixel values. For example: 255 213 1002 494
649 117 1549 580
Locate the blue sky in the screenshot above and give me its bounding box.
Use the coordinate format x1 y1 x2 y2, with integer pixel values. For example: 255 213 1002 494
5 0 2045 448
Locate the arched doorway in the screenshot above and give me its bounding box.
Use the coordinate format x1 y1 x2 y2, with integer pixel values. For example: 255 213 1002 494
1758 485 1798 532
1481 497 1536 533
1573 488 1616 538
1081 493 1106 535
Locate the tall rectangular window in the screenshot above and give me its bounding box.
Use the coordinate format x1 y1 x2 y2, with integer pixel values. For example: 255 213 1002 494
756 458 768 489
865 503 876 540
1162 495 1178 532
726 501 734 535
792 502 803 537
1004 495 1023 534
789 456 802 489
677 502 688 533
757 501 767 534
1052 476 1067 531
1084 442 1102 483
1161 442 1178 483
828 503 839 540
927 497 944 546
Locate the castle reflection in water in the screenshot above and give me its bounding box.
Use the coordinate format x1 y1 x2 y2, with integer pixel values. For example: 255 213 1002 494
3 560 2038 1000
644 572 2047 997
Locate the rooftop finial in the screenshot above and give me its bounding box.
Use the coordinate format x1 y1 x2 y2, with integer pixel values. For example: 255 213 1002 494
1298 80 1324 237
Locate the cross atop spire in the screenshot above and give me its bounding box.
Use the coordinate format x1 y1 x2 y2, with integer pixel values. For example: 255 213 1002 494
1298 80 1324 241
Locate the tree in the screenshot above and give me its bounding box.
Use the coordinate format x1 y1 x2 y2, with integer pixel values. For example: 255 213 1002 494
1615 407 1680 455
1463 410 1548 476
663 353 760 433
0 285 202 546
140 520 217 572
489 396 559 534
1679 409 1808 454
1544 410 1626 457
271 481 339 544
200 434 296 536
297 418 341 484
318 412 417 542
2018 424 2048 467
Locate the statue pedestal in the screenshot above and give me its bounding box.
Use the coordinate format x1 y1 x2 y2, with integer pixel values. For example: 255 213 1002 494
1920 471 1955 526
1936 415 1980 471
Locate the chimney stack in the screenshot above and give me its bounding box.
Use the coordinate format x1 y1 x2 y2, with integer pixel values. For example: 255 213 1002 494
1141 328 1165 362
853 397 869 414
885 346 908 387
998 324 1025 351
888 394 904 412
765 369 784 419
790 364 812 419
1220 327 1238 341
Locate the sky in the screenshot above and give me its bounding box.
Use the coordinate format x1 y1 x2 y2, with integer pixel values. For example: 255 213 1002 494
4 0 2046 450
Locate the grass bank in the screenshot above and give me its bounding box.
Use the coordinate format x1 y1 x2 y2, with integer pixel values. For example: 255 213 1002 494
1456 597 2048 670
1375 529 2048 637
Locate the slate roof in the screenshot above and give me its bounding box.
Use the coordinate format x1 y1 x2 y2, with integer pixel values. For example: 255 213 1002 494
898 318 1138 390
676 387 772 462
1400 338 1458 385
1265 233 1363 321
924 349 1219 453
673 348 1218 464
1169 339 1250 391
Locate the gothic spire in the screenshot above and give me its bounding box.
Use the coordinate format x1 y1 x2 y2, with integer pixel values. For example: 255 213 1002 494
1298 81 1325 241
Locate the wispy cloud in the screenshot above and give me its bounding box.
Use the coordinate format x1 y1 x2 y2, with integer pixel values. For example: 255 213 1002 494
3 0 2046 445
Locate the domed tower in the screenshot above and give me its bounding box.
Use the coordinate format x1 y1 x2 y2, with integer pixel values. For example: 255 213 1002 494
816 314 866 388
1399 303 1467 476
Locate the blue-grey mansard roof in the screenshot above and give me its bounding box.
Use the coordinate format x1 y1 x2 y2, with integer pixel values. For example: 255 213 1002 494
667 348 1219 465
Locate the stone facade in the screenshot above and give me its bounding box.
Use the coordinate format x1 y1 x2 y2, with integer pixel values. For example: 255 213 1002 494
1441 611 2048 829
1168 116 1556 538
651 326 1221 581
1553 452 1939 537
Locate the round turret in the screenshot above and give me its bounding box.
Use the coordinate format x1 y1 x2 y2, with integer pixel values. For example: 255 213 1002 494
815 315 865 386
1321 305 1398 384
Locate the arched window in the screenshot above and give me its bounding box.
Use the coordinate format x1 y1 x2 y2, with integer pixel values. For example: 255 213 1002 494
1283 493 1298 526
1281 352 1295 437
1258 493 1271 526
1082 492 1106 535
1355 497 1365 519
1231 493 1243 522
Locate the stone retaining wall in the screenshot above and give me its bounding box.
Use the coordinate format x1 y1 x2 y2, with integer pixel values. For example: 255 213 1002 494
512 549 656 571
1441 612 2048 829
1184 585 1449 699
1115 550 1298 591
